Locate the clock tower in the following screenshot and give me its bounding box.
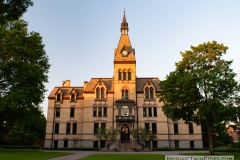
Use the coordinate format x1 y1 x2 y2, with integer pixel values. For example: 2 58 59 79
113 12 136 101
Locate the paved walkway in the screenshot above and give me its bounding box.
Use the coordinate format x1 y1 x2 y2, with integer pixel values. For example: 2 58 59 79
46 150 208 160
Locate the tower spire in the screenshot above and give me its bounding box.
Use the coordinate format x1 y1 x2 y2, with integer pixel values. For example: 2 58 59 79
121 9 128 34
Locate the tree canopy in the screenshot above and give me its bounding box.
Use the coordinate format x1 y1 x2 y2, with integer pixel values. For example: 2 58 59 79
158 41 240 154
0 19 49 144
0 0 33 24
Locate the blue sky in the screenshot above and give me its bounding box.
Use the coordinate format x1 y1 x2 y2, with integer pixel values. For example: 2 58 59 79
22 1 240 116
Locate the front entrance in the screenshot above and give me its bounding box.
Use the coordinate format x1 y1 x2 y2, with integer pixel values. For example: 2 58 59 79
121 124 130 143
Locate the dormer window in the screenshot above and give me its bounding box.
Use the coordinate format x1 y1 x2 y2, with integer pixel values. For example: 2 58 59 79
96 88 100 98
99 81 102 85
145 87 155 101
150 87 153 98
71 94 75 101
145 88 149 98
57 94 61 101
56 90 62 102
101 88 104 98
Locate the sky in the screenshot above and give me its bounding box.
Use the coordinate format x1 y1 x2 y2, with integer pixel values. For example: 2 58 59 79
22 1 240 117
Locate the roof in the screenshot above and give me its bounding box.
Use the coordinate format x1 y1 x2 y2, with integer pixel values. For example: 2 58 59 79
85 78 113 91
136 78 161 91
48 87 83 98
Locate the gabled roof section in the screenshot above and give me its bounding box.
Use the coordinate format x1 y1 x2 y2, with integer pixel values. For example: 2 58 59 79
84 78 113 91
48 87 83 98
136 78 161 91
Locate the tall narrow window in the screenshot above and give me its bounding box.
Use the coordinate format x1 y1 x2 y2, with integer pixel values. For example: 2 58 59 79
123 72 126 80
57 94 61 101
54 123 59 134
148 107 152 117
174 123 179 134
152 141 157 148
122 90 124 99
150 87 154 98
98 107 102 117
145 88 149 98
72 123 77 134
66 123 71 134
55 108 60 117
64 140 68 148
93 141 98 148
54 140 58 148
125 90 128 99
94 123 98 134
189 122 194 134
145 123 150 130
152 123 157 134
190 141 194 148
70 108 75 117
96 88 100 98
71 94 75 101
118 71 122 80
153 107 157 117
143 107 147 117
103 107 107 117
101 88 104 98
128 71 131 80
175 141 179 148
93 107 97 117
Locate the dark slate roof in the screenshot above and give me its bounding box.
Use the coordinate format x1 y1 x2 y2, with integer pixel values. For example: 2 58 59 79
85 78 113 91
48 87 83 98
136 78 161 91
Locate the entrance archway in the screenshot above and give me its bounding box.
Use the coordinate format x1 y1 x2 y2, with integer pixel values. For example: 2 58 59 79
121 124 130 143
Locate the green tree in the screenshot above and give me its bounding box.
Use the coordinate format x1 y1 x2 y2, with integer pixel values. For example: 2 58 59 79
94 127 118 150
0 0 33 24
158 41 240 154
7 123 25 145
0 20 49 144
130 127 157 150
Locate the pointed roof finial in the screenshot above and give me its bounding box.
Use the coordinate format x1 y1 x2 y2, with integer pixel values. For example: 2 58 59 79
123 8 126 14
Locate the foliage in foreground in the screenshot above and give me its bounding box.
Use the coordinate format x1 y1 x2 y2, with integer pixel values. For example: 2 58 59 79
0 20 50 145
130 127 157 150
0 149 73 160
158 41 240 154
94 127 118 150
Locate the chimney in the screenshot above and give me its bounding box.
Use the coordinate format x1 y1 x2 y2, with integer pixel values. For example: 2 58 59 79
84 81 88 90
62 80 71 87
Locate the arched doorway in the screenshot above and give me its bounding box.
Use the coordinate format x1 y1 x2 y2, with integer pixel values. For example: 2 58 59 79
121 124 130 143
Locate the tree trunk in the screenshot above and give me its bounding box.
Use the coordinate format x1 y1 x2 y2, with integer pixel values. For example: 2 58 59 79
206 119 214 155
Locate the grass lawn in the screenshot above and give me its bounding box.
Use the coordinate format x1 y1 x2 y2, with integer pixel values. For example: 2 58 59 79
0 149 74 160
79 154 165 160
182 152 240 160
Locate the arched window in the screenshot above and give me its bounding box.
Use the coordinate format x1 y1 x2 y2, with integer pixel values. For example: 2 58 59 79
125 90 128 99
96 88 100 98
118 71 122 80
128 70 131 80
150 87 154 98
145 88 149 98
123 71 126 80
122 90 124 99
101 88 104 98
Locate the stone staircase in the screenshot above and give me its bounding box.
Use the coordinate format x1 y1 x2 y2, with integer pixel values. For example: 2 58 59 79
119 143 132 152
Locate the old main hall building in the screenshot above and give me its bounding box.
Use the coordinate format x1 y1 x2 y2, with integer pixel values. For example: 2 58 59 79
45 13 203 150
